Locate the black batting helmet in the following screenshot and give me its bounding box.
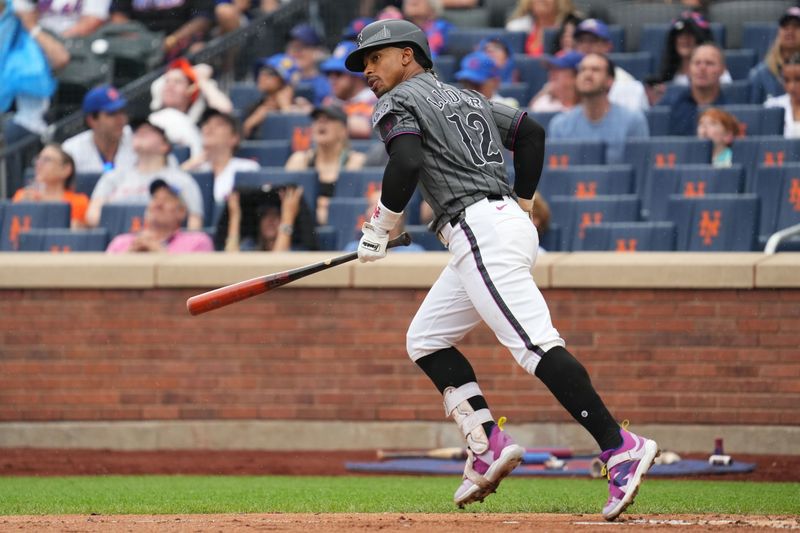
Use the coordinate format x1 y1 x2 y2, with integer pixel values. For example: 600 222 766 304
345 19 433 72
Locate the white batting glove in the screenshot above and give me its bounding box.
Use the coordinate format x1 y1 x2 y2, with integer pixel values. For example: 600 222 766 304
358 222 389 262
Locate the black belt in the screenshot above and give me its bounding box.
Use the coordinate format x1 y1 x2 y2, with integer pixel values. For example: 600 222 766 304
449 194 505 227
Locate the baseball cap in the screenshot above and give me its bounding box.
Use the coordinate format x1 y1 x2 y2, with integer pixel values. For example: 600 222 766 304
455 51 499 84
311 104 347 124
82 84 127 114
133 119 170 146
540 50 584 70
342 16 374 40
255 53 298 83
574 18 611 42
320 40 360 74
199 109 241 134
780 6 800 26
149 178 184 203
289 23 322 47
671 11 710 33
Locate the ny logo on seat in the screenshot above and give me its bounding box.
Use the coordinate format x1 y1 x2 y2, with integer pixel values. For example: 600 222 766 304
698 210 721 245
578 211 602 239
575 181 597 198
763 151 785 166
9 215 32 249
683 181 706 197
548 154 569 168
655 152 676 168
789 178 800 212
615 238 637 252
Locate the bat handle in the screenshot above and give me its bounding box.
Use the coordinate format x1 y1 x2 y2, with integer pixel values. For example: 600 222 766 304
387 232 412 249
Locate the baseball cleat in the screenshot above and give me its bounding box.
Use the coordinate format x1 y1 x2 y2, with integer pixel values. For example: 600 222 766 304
598 425 660 521
453 423 524 508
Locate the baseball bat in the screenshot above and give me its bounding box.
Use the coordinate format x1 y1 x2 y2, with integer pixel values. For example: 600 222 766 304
187 232 412 316
376 447 467 461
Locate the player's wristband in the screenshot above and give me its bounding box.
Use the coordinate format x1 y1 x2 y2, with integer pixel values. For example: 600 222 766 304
370 200 402 233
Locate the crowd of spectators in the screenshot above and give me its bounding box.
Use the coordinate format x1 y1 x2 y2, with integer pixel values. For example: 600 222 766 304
2 0 800 253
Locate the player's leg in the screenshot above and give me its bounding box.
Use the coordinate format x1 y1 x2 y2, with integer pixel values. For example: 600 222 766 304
407 262 524 508
451 197 659 520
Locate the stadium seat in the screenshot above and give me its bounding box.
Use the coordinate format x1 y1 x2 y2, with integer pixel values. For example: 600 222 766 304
498 82 530 105
580 221 677 251
335 168 384 198
487 0 517 27
548 194 640 251
235 140 292 167
638 22 726 67
513 54 548 98
666 193 759 251
608 51 653 81
313 224 338 251
350 139 381 154
294 81 316 103
327 197 370 250
171 145 191 164
720 80 753 104
538 164 634 200
190 172 216 228
539 222 561 252
731 136 800 192
97 203 146 241
17 228 110 252
607 2 684 52
528 111 558 130
719 105 784 136
544 140 605 169
444 29 526 57
645 164 745 221
543 24 625 54
0 202 72 251
442 7 491 28
229 83 261 113
404 224 446 251
753 163 800 242
709 0 788 49
234 169 318 215
622 136 712 204
433 55 457 82
742 22 777 64
724 49 757 80
256 113 312 147
74 172 102 197
645 106 671 136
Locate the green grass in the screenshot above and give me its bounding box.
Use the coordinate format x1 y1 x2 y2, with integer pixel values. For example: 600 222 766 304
0 476 798 515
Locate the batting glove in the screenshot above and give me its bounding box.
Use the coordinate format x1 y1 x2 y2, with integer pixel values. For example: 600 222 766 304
358 222 389 262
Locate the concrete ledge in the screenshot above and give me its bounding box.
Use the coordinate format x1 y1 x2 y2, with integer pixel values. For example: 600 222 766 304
0 253 157 288
551 253 762 289
0 421 797 455
756 253 800 288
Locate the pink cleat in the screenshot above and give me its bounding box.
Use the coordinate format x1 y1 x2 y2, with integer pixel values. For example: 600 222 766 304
598 426 660 521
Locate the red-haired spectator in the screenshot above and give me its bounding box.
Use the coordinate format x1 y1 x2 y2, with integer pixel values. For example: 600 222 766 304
697 108 741 167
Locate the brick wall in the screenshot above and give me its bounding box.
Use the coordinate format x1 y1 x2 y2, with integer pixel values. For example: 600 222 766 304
1 287 798 425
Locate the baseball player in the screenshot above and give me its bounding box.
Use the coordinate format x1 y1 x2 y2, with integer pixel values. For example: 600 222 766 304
345 20 659 521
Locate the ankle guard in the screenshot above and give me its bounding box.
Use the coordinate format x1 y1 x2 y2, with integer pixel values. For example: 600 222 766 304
443 382 493 454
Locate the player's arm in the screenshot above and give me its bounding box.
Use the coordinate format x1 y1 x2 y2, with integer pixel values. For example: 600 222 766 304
511 115 546 214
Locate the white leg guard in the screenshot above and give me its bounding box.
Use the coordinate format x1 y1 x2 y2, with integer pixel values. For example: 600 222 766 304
443 382 493 454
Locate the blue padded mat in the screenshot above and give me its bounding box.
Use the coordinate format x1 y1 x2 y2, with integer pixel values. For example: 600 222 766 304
345 458 755 477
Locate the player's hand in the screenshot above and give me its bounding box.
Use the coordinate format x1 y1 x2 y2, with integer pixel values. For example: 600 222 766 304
358 222 389 262
518 197 534 216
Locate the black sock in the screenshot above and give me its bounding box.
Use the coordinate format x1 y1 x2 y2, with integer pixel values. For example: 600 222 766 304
416 347 495 436
534 346 622 451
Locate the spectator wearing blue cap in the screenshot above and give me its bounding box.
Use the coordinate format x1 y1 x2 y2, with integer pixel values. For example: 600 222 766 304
320 40 377 139
242 54 312 139
286 22 332 106
573 18 649 111
341 16 374 41
63 85 137 175
478 37 518 83
455 51 518 108
529 51 582 112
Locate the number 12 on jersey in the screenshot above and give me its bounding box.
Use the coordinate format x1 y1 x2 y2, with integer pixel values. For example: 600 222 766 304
446 112 504 167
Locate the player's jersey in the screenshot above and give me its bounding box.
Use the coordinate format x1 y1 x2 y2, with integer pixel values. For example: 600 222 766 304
373 72 525 232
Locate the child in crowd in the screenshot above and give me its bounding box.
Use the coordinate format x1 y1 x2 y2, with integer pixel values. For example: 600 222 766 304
696 108 741 168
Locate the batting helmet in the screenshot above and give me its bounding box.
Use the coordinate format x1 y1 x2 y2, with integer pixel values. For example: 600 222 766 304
345 19 433 72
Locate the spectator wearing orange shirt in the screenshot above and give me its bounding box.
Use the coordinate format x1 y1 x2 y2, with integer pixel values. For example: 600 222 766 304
13 144 89 228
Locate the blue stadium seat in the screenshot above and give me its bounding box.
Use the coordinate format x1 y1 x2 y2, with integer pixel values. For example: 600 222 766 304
445 29 526 57
638 22 726 68
190 172 215 228
719 104 783 136
350 139 381 154
171 145 191 164
404 224 446 251
433 55 457 82
622 137 712 202
608 52 653 81
528 111 558 130
17 228 110 252
544 140 605 169
0 202 72 251
234 169 318 215
498 82 530 105
513 54 548 98
327 197 369 250
539 222 561 252
230 83 261 113
742 22 777 64
256 113 312 141
753 163 800 242
581 221 677 251
538 164 634 200
548 195 640 251
645 164 744 221
724 49 757 80
645 106 671 136
731 136 800 192
74 172 102 197
294 81 316 103
543 24 624 54
235 140 291 167
335 168 383 198
98 203 146 241
313 224 338 251
667 194 759 251
720 80 752 104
